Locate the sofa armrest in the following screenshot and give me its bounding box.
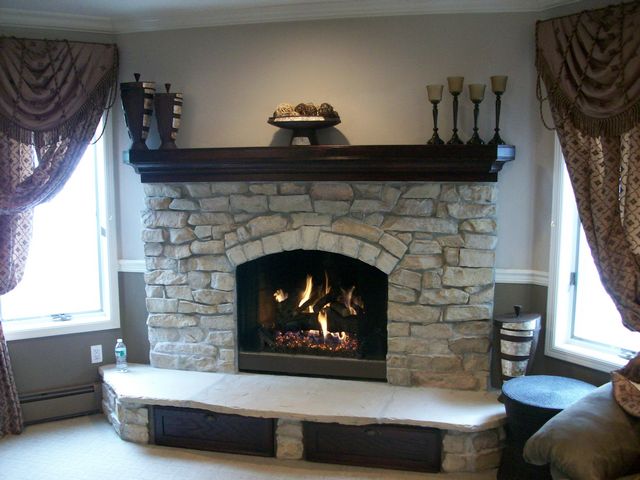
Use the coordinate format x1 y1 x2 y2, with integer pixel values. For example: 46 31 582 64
524 383 640 480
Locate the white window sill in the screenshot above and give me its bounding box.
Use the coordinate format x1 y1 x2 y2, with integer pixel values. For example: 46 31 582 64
546 339 629 373
3 313 119 341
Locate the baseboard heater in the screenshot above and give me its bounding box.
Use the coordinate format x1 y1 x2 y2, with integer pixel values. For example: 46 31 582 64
19 383 101 425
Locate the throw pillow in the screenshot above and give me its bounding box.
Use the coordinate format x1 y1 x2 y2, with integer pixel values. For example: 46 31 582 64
524 383 640 480
613 371 640 418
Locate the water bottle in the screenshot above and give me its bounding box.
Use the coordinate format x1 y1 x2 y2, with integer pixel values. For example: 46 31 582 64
115 338 128 372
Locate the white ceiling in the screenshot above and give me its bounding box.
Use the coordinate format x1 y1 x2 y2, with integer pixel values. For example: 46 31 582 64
0 0 580 33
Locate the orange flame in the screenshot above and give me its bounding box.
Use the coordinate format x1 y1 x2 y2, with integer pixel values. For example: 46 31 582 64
341 286 358 316
273 289 288 302
324 271 331 296
318 309 328 338
299 274 314 313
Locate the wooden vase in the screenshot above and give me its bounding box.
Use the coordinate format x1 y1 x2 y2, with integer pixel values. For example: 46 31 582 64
120 74 155 150
154 84 182 150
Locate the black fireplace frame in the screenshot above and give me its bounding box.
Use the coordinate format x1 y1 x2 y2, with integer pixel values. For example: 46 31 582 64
236 250 388 381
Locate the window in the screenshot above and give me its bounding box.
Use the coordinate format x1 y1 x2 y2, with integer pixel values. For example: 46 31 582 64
1 121 119 340
547 138 640 371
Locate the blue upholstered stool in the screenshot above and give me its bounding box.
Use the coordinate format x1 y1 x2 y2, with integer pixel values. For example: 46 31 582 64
497 375 597 480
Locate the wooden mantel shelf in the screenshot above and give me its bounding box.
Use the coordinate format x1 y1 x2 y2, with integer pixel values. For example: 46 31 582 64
124 144 515 183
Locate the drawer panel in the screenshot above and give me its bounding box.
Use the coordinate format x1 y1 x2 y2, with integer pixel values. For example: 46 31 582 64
303 422 441 472
154 406 275 457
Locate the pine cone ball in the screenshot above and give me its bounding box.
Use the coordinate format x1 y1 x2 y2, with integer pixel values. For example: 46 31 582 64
274 103 296 118
295 102 319 116
294 103 307 116
304 102 318 116
318 103 335 117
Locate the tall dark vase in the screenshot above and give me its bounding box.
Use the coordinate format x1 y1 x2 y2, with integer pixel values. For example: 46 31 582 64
120 73 155 150
154 83 183 149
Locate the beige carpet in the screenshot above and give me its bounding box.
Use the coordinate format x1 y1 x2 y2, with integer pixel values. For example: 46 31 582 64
0 415 496 480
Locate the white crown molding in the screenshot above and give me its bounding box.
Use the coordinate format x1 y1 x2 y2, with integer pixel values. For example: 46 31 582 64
0 8 113 34
495 268 549 287
535 0 581 10
112 0 578 33
1 0 580 34
119 258 549 286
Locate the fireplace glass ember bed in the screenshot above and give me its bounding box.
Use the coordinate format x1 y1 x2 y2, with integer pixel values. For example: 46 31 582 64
237 250 388 380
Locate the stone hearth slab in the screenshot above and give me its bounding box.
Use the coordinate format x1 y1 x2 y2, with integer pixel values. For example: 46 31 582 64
100 364 505 432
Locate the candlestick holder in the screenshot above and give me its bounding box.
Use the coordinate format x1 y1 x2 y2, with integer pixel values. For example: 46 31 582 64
426 84 444 145
446 77 464 144
488 75 508 145
467 83 486 145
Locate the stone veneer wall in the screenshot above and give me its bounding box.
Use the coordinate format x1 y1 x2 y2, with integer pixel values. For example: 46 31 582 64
141 181 497 390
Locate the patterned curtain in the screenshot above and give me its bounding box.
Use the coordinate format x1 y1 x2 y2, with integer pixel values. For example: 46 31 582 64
536 2 640 332
0 37 118 437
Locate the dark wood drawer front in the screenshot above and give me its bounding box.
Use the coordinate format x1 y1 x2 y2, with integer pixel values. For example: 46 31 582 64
303 422 441 472
154 406 275 457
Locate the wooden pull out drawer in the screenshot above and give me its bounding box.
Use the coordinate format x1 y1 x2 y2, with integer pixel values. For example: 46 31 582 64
303 421 441 472
154 406 275 457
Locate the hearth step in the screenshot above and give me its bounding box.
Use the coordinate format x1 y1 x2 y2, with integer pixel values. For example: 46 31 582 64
303 421 441 472
153 406 275 457
102 365 507 475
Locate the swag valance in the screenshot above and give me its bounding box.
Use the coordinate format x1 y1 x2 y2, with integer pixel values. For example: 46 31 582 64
0 37 118 147
0 37 118 215
536 1 640 137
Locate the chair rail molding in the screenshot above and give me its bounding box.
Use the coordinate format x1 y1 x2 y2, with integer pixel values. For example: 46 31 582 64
118 259 548 286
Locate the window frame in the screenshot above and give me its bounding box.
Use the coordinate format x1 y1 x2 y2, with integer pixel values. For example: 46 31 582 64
546 137 635 372
2 117 120 341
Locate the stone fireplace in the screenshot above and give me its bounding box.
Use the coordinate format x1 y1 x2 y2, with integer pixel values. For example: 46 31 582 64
141 180 497 391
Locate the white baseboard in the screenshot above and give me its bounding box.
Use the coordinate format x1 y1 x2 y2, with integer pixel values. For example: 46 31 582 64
118 259 549 286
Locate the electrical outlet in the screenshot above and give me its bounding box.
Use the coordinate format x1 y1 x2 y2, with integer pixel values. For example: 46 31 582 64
90 345 103 364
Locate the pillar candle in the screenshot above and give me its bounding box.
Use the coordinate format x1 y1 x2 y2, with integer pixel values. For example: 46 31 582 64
469 84 486 102
490 75 508 93
447 76 464 94
426 84 443 102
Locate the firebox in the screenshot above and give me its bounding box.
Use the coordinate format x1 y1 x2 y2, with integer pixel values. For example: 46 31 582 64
237 250 388 380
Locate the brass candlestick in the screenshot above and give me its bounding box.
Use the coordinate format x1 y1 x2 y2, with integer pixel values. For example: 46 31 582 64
446 76 464 144
488 75 508 145
426 84 444 145
467 83 486 145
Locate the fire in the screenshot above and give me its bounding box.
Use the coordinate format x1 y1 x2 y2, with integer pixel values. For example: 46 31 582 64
341 286 357 316
323 271 331 296
318 309 328 338
298 274 314 313
273 289 288 303
270 272 364 357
